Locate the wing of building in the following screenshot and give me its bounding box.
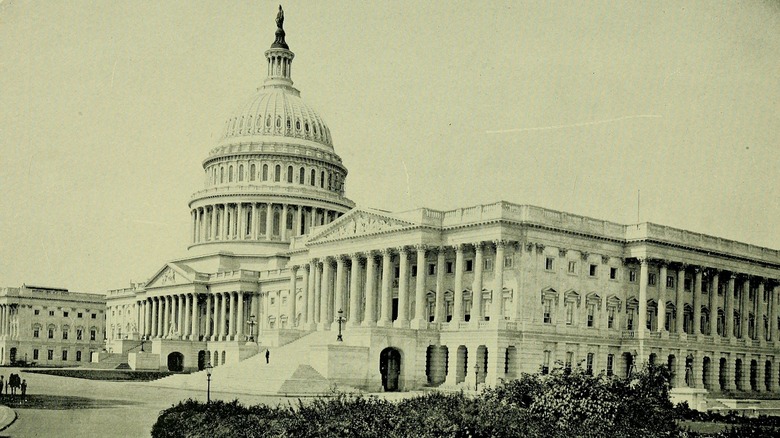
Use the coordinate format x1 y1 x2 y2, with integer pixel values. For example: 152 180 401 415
105 8 780 398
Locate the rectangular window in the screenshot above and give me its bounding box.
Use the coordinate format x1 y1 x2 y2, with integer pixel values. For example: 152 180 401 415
607 354 614 376
629 270 637 282
62 330 68 340
411 265 417 277
646 310 653 330
34 309 40 315
90 330 96 341
78 312 83 318
77 329 83 340
626 311 634 331
48 328 54 339
63 311 69 317
76 351 82 362
446 261 454 274
565 302 574 325
608 308 616 329
542 351 551 374
270 297 275 305
648 273 657 286
62 350 68 361
545 257 554 271
684 278 692 291
33 328 40 338
667 275 675 288
504 256 513 269
483 258 493 271
33 349 39 360
610 267 617 280
587 304 595 327
565 351 573 371
49 310 55 316
568 261 576 273
589 264 597 277
428 263 436 276
543 301 552 324
465 259 473 272
47 350 54 361
586 353 594 375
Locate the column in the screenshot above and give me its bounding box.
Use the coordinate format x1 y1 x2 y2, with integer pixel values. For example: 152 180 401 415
280 204 288 240
183 294 191 339
757 280 766 342
638 259 649 343
313 260 322 325
265 203 273 240
145 299 152 338
204 294 212 340
153 298 160 338
162 296 169 338
296 205 303 237
217 293 226 340
377 249 393 327
741 277 750 339
210 206 217 240
191 210 196 243
301 264 310 327
710 270 719 336
288 266 298 329
332 257 345 330
229 292 237 339
251 203 258 240
190 294 199 340
692 351 703 389
236 291 244 338
395 247 410 328
756 354 765 392
432 247 446 324
725 273 735 339
178 295 185 337
676 265 686 334
348 253 362 327
657 262 668 332
491 241 506 322
771 284 778 343
693 267 703 336
237 202 244 239
307 260 317 328
472 242 484 324
319 257 333 329
411 245 427 329
363 253 378 327
220 204 228 240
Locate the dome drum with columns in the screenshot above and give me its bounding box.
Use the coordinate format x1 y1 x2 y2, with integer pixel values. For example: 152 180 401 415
187 8 353 255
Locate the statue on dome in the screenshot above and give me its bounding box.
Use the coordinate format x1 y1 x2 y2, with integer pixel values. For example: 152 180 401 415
275 5 284 30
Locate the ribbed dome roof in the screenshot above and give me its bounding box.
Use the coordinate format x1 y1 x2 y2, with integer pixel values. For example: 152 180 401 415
220 87 333 149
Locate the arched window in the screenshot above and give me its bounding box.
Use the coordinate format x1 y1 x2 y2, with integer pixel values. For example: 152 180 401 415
238 165 244 182
304 122 309 133
328 173 332 190
250 164 256 181
286 209 294 230
266 115 271 127
287 166 293 183
286 118 291 130
276 116 281 128
228 166 234 182
320 171 325 188
274 165 281 182
262 164 268 181
295 120 301 130
299 167 305 184
220 167 224 183
273 209 281 236
310 169 316 186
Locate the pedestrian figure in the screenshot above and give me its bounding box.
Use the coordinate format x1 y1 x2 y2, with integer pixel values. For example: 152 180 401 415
20 380 26 399
0 375 4 396
265 349 270 364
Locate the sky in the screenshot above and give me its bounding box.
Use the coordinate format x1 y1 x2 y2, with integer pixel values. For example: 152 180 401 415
1 0 779 294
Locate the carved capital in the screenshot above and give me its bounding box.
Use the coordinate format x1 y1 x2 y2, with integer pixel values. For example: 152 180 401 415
558 248 568 258
493 239 507 249
525 242 534 252
657 259 669 268
290 265 300 273
453 243 464 253
535 243 545 254
581 251 590 261
349 252 363 262
414 244 428 253
637 257 648 265
601 255 610 265
396 246 409 255
378 248 392 256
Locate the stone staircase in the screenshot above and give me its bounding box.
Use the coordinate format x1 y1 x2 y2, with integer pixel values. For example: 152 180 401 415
147 331 350 396
82 352 130 370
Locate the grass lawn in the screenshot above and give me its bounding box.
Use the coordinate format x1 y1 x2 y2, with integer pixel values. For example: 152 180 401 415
24 368 175 381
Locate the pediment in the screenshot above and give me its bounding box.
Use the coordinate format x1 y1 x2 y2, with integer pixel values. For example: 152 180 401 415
308 208 416 243
145 263 194 289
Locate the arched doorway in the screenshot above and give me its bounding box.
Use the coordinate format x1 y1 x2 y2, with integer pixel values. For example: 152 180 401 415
197 350 207 371
9 348 16 364
167 352 184 372
380 347 402 392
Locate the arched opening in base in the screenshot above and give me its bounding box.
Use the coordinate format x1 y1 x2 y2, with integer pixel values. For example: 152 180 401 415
167 352 184 372
380 347 402 392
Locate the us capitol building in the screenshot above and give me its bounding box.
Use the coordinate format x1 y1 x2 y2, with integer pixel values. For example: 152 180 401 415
105 8 780 397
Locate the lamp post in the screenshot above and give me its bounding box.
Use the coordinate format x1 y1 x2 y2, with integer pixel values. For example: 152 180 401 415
246 314 257 344
205 362 213 403
140 336 145 352
336 308 346 342
474 364 480 390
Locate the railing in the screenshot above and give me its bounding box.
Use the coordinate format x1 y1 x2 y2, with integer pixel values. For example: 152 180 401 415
621 330 636 339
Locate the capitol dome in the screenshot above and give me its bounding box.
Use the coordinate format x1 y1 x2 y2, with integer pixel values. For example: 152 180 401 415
188 7 354 256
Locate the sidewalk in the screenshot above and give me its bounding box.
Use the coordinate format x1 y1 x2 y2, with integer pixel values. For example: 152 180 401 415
0 404 16 431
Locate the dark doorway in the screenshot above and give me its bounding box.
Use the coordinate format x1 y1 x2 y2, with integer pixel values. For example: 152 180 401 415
167 352 184 372
197 350 207 371
9 348 16 364
380 347 402 392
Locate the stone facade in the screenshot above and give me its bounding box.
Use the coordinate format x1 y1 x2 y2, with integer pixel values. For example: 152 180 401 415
0 285 106 366
105 9 780 395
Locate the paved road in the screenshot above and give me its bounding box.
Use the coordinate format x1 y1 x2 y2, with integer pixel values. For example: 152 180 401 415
0 367 289 438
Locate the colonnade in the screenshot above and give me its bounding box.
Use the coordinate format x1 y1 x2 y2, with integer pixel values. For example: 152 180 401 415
137 292 259 342
292 241 511 331
191 203 341 244
0 304 17 339
635 259 779 343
